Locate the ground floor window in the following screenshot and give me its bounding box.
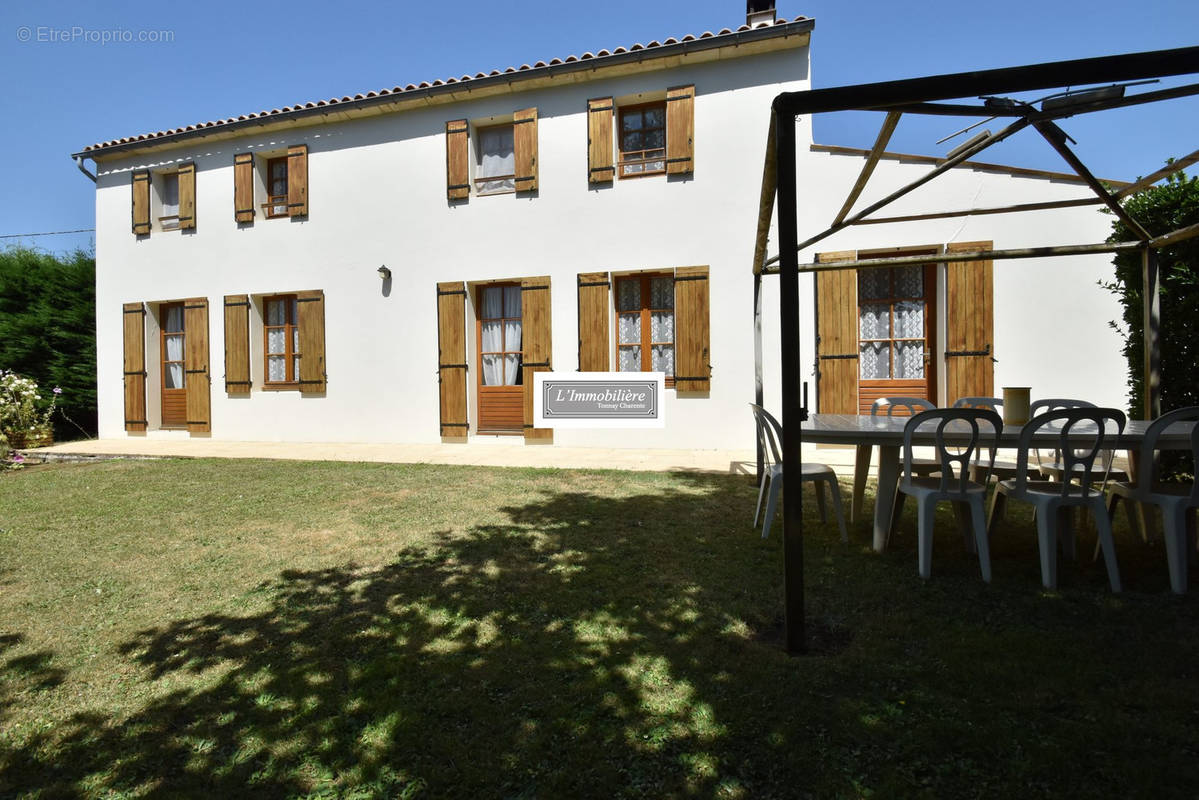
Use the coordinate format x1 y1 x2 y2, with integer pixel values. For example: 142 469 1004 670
264 295 301 387
616 273 675 381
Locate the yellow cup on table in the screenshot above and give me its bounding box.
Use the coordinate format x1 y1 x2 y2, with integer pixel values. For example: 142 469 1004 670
1002 387 1031 425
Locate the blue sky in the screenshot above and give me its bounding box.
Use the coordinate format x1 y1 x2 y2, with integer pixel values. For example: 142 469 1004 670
2 0 1196 255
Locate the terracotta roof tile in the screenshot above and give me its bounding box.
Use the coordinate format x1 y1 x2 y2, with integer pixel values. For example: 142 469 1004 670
82 16 810 152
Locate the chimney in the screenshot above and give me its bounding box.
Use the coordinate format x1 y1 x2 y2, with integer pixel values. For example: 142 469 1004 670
746 0 776 26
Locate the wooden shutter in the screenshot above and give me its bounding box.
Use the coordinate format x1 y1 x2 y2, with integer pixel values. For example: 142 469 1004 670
177 162 196 230
446 120 470 201
183 298 210 433
234 153 255 223
665 85 695 175
521 277 552 441
674 266 710 391
945 240 995 404
223 294 251 394
437 282 468 438
577 272 610 371
131 171 151 235
296 290 326 393
122 303 147 431
287 144 308 217
587 97 614 183
815 251 859 414
514 107 538 192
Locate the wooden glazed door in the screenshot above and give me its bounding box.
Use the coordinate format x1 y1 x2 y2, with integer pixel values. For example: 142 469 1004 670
856 263 937 414
476 284 524 433
160 303 187 427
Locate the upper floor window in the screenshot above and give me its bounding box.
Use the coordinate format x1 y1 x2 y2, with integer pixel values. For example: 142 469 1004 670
236 145 307 224
265 156 289 218
588 86 693 184
475 124 516 195
159 172 180 230
445 108 538 201
618 103 666 178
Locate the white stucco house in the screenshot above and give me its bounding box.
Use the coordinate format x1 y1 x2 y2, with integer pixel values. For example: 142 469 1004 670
74 3 1126 451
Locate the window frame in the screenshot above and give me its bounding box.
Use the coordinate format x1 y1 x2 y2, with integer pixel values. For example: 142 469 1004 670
617 101 667 180
263 156 289 219
614 272 676 387
856 262 936 383
473 122 517 196
475 282 524 388
262 294 301 390
158 301 187 429
157 170 181 231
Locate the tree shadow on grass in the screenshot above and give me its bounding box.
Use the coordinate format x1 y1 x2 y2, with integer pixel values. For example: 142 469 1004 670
1 472 1197 798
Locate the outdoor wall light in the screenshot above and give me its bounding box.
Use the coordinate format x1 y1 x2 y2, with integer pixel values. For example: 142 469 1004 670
378 265 391 281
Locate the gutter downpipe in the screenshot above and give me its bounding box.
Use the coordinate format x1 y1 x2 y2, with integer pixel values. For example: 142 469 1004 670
74 155 97 183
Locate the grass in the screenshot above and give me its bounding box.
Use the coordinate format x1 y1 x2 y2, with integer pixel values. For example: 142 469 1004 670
0 457 1196 799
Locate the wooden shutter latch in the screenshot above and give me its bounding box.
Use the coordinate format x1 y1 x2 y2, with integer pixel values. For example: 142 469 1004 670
944 344 996 362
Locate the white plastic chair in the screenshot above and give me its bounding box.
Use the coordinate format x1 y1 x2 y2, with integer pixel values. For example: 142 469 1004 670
750 404 848 542
1105 406 1199 594
989 406 1127 592
897 408 1002 581
1029 398 1129 484
951 396 1040 486
875 396 939 534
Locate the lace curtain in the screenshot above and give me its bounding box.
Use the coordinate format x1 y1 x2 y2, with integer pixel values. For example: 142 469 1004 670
858 267 924 380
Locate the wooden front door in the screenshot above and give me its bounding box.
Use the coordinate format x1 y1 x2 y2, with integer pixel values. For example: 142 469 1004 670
160 302 186 427
476 284 524 433
856 263 937 414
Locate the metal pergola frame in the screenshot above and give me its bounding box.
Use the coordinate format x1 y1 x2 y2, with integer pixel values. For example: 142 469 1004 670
753 46 1199 654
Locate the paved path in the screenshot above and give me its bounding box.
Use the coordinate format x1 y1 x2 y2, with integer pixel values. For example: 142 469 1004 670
24 438 868 476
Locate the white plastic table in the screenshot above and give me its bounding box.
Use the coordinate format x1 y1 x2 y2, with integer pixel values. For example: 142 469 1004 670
802 413 1196 552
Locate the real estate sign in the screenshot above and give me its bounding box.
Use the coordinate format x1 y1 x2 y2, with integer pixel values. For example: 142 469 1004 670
533 373 665 428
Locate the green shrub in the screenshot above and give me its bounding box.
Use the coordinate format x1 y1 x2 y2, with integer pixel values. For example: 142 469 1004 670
1103 169 1199 478
0 246 95 437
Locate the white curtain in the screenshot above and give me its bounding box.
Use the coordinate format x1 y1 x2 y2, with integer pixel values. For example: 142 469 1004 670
503 287 521 385
165 334 184 388
481 287 503 386
161 174 179 218
480 286 523 385
478 126 515 194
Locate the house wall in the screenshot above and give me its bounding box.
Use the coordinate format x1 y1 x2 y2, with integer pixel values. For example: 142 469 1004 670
94 47 813 449
93 39 1129 452
755 151 1126 420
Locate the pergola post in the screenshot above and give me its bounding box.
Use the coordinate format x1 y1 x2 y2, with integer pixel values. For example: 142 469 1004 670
774 107 805 655
1142 246 1162 419
754 269 764 483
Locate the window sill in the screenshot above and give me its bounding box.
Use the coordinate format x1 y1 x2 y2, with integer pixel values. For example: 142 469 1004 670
617 169 666 181
261 383 299 392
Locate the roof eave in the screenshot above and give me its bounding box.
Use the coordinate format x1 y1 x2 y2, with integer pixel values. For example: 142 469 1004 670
75 17 814 162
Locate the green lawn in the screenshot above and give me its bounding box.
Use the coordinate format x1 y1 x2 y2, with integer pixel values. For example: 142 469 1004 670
0 458 1196 798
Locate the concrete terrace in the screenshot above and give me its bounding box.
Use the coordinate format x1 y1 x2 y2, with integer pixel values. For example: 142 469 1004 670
21 438 865 475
